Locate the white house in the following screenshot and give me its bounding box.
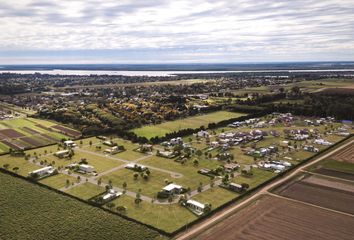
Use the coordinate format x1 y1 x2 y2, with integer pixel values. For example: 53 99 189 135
64 140 77 148
197 130 210 138
102 189 122 202
185 200 206 215
54 150 70 158
162 183 183 195
79 164 94 173
125 163 147 171
28 166 55 177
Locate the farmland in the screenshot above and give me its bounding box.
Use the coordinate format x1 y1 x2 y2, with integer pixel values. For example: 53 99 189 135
0 117 81 154
0 171 164 240
195 195 354 240
132 111 247 139
0 114 352 234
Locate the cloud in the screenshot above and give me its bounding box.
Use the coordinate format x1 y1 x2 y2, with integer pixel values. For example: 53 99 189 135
0 0 353 63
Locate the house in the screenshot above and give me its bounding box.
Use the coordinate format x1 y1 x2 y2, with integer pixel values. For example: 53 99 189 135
210 141 219 148
64 140 77 148
314 139 332 146
103 141 115 147
185 200 206 216
103 146 121 154
161 183 183 195
304 145 319 153
140 144 153 152
170 137 183 145
223 163 240 173
28 166 55 178
228 183 244 193
102 189 122 202
54 149 70 158
79 164 94 173
125 163 147 171
196 130 210 138
158 150 175 158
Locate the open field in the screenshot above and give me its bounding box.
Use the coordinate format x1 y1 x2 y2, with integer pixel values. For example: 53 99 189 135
330 142 354 163
107 195 197 233
132 111 247 139
65 182 106 200
195 195 354 240
0 117 81 153
0 171 164 240
274 174 354 215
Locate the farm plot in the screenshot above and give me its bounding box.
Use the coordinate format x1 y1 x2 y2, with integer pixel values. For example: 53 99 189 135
274 174 354 215
0 118 81 153
330 142 354 163
196 195 354 240
132 111 247 139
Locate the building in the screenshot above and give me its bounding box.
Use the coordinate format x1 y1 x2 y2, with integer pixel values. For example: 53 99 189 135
196 130 210 138
185 200 206 216
228 183 244 193
223 163 240 173
103 146 121 154
125 163 147 171
102 189 122 202
158 150 175 158
64 140 77 148
79 164 94 173
304 145 319 153
54 150 70 158
28 166 55 178
103 141 115 147
161 183 183 195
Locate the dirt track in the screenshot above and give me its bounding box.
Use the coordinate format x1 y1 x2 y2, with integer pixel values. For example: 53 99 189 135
196 196 354 240
314 168 354 181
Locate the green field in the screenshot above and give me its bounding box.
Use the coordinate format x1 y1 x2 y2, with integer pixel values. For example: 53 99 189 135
132 111 247 139
0 172 164 240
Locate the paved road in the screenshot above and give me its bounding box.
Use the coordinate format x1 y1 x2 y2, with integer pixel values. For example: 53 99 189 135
176 139 354 240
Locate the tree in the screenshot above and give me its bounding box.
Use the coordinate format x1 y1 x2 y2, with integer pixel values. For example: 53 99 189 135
77 175 81 183
116 206 127 214
122 181 127 189
89 140 93 147
3 164 9 170
13 167 19 173
97 178 102 185
193 159 199 166
66 179 70 188
133 172 139 180
196 150 202 157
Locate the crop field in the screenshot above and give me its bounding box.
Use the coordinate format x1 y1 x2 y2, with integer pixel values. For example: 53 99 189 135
330 142 354 163
0 117 81 154
0 172 165 240
132 111 247 139
196 195 354 240
274 174 354 215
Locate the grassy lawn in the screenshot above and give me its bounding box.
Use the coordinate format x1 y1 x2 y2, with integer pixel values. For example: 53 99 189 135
39 173 77 189
232 168 276 188
0 156 39 176
140 156 220 191
102 168 172 198
107 195 197 233
191 187 237 208
65 182 106 200
132 111 247 139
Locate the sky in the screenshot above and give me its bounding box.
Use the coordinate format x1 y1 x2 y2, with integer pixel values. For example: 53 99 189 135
0 0 354 64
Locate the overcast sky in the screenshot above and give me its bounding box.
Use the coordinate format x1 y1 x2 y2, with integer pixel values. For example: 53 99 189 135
0 0 354 64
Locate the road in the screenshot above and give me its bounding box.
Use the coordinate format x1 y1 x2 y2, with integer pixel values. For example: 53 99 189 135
176 138 354 240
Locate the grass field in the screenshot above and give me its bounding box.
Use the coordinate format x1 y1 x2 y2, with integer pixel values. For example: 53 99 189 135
132 111 247 139
0 172 165 240
107 195 197 233
65 182 106 200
